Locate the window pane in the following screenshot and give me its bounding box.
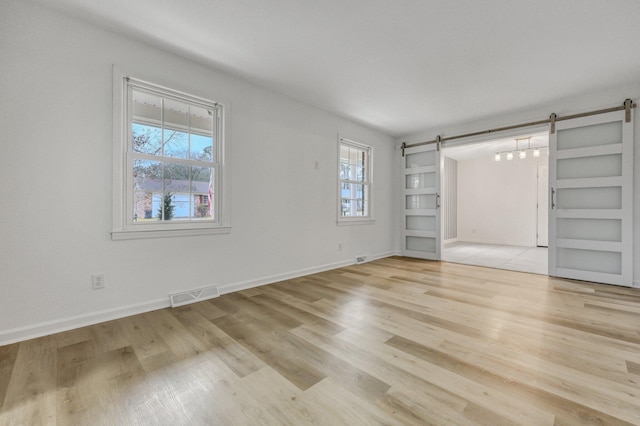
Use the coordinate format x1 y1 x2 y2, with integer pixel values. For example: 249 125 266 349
163 129 189 158
152 193 164 220
133 159 162 182
191 166 212 219
133 159 162 221
132 123 162 155
341 198 351 216
340 182 350 200
190 133 213 162
340 162 350 180
340 145 349 162
133 191 157 222
363 185 369 215
352 184 363 199
163 98 189 128
190 105 214 136
155 192 179 220
164 163 191 193
349 147 359 166
132 89 161 123
350 164 358 181
171 193 190 219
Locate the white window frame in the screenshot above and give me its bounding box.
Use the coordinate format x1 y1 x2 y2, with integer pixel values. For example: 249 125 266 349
337 136 374 225
111 67 230 240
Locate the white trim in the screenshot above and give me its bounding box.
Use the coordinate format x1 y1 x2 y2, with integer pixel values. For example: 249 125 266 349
0 298 169 346
112 226 231 240
219 251 395 295
337 218 375 226
0 252 395 345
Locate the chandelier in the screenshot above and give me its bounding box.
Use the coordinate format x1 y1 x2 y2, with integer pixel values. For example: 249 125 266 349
494 137 546 161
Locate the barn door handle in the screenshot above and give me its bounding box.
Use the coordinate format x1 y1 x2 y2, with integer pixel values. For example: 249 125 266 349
436 193 441 209
550 187 555 209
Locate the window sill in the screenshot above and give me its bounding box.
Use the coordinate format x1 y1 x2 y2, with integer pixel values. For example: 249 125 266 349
337 218 375 226
111 226 231 240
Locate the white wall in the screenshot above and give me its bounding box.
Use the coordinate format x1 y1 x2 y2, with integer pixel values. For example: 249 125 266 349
0 0 397 344
456 150 548 246
398 83 640 287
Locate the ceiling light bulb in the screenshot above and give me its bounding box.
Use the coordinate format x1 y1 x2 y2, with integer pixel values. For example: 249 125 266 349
506 152 514 160
533 148 540 157
494 153 501 162
519 150 526 159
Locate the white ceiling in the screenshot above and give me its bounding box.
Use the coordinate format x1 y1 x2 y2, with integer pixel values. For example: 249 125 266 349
33 0 640 137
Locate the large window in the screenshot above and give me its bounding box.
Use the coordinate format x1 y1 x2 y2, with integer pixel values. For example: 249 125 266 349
112 72 229 239
338 138 372 223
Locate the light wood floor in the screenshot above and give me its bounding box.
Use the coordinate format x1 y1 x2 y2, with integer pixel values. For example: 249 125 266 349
2 257 640 425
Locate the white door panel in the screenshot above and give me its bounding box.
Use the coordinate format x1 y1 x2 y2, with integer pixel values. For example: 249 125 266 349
402 144 441 260
549 110 633 286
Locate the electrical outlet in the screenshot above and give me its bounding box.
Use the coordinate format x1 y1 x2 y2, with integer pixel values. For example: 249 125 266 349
338 242 343 251
92 273 105 290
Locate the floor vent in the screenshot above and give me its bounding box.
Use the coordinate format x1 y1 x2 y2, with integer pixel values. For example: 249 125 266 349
355 256 367 264
170 285 220 308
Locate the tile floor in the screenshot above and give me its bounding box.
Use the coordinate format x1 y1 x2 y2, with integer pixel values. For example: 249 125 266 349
443 241 548 275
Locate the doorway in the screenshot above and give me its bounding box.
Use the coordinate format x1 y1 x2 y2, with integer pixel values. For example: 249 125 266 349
441 132 549 275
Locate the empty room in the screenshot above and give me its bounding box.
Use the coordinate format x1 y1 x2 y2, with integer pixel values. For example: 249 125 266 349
1 1 640 425
441 133 550 275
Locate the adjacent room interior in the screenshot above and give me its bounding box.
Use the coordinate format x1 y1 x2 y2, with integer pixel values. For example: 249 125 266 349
441 132 549 275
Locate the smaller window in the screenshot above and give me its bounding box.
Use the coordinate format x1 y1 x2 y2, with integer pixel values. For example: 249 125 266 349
338 138 373 224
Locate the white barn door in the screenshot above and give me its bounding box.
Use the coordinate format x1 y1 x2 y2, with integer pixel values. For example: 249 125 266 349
549 110 633 286
402 143 441 260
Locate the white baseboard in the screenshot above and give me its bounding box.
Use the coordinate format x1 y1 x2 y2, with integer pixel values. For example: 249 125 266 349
0 298 168 346
218 251 395 295
0 251 395 346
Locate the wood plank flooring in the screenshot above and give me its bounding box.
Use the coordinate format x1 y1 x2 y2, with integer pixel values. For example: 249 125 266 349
1 256 640 425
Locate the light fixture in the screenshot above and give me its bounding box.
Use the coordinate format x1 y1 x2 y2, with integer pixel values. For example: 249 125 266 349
494 136 547 163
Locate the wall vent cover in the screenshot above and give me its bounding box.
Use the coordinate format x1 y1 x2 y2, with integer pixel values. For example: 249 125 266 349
355 256 367 264
170 285 220 308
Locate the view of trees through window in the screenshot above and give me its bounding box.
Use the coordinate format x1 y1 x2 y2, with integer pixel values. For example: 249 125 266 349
130 88 217 222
